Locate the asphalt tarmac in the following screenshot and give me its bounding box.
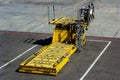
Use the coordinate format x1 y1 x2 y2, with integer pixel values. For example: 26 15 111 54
0 31 120 80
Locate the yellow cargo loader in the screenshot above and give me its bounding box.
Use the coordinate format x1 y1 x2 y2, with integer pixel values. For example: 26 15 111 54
18 5 95 75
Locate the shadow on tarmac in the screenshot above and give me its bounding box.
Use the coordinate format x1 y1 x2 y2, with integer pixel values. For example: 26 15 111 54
33 37 52 46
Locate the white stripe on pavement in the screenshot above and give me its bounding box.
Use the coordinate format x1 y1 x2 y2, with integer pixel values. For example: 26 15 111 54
79 41 111 80
0 45 38 70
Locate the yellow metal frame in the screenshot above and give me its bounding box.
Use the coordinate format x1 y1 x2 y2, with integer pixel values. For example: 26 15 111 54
18 17 88 75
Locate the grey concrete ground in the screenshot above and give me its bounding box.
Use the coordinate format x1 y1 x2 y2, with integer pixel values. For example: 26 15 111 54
0 0 119 38
87 0 120 38
0 0 85 33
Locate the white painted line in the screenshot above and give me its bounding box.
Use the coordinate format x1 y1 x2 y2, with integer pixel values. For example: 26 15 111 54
0 45 38 70
86 39 110 43
79 41 112 80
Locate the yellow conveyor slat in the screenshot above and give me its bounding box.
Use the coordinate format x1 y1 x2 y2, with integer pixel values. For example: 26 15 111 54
18 42 76 75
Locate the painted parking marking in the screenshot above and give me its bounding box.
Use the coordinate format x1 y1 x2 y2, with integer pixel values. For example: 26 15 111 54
55 0 86 17
0 45 38 70
79 40 112 80
0 39 111 80
86 39 110 43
